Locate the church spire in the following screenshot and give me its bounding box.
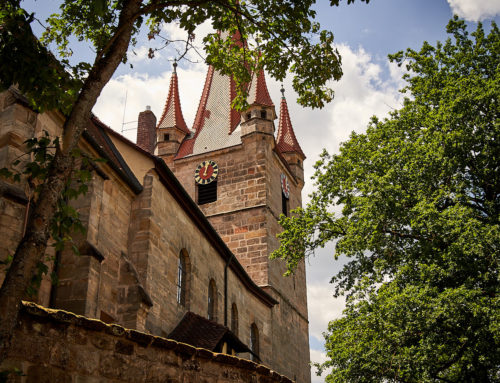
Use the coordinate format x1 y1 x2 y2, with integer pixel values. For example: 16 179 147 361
175 32 245 159
276 86 305 158
157 60 189 134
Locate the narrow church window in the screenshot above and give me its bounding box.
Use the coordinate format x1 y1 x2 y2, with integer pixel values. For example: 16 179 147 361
208 279 217 321
282 191 289 217
164 133 170 141
260 110 267 119
177 250 189 306
231 303 238 336
250 323 259 361
198 181 217 205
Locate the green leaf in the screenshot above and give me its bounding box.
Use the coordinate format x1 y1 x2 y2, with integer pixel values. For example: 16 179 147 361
273 19 500 382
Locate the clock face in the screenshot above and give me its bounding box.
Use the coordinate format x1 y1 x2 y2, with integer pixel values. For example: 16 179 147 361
281 173 290 199
195 160 219 185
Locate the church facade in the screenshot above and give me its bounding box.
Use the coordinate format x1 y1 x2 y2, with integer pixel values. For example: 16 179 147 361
0 56 310 382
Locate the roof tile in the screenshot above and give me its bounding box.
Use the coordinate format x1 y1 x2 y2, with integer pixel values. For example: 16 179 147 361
247 68 274 108
175 65 241 159
157 65 189 135
276 94 305 158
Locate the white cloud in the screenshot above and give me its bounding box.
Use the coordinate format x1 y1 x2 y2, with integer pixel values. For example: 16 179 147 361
161 20 215 64
447 0 500 21
93 64 206 142
310 348 332 383
307 282 346 342
128 45 162 64
265 44 405 201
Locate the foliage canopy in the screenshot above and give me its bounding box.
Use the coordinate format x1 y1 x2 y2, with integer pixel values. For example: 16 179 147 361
272 18 500 382
1 0 367 112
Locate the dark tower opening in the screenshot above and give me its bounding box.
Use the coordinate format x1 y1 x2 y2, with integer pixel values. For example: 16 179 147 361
198 181 217 205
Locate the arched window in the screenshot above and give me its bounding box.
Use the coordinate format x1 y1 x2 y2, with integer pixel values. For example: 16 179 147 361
176 250 190 307
231 303 238 336
208 279 217 321
250 323 259 361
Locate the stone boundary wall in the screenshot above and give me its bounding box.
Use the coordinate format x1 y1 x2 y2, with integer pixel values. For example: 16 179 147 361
2 302 294 383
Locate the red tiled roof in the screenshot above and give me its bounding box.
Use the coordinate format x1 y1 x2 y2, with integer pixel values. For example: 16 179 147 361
276 95 305 158
157 68 189 135
192 65 215 134
248 68 274 108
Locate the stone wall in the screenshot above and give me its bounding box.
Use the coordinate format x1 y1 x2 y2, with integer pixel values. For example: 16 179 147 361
127 169 274 365
0 90 304 382
1 302 294 383
263 145 310 383
171 137 270 286
168 125 311 382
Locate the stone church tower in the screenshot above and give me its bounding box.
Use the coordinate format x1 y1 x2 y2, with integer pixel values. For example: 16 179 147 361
135 57 310 381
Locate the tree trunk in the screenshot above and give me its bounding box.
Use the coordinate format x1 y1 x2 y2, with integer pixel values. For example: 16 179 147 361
0 0 143 365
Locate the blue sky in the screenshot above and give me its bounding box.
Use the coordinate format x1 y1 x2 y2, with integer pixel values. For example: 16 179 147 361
316 0 451 56
22 1 500 382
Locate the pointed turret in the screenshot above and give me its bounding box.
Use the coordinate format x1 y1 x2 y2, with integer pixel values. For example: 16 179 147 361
156 61 190 162
241 68 276 139
247 68 274 109
276 86 305 184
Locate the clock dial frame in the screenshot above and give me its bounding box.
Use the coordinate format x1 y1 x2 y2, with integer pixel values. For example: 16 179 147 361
280 173 290 199
195 160 219 185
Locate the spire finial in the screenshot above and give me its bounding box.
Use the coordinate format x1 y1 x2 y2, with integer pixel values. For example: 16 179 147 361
173 58 178 73
280 84 285 98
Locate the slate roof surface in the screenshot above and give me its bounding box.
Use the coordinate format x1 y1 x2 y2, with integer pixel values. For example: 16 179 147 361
174 67 277 159
175 65 242 159
276 95 305 158
168 311 252 354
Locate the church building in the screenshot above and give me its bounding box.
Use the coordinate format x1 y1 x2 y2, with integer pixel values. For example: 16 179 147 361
0 53 310 382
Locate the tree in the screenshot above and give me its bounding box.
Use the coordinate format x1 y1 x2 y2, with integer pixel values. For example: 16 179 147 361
272 17 500 382
0 0 371 366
